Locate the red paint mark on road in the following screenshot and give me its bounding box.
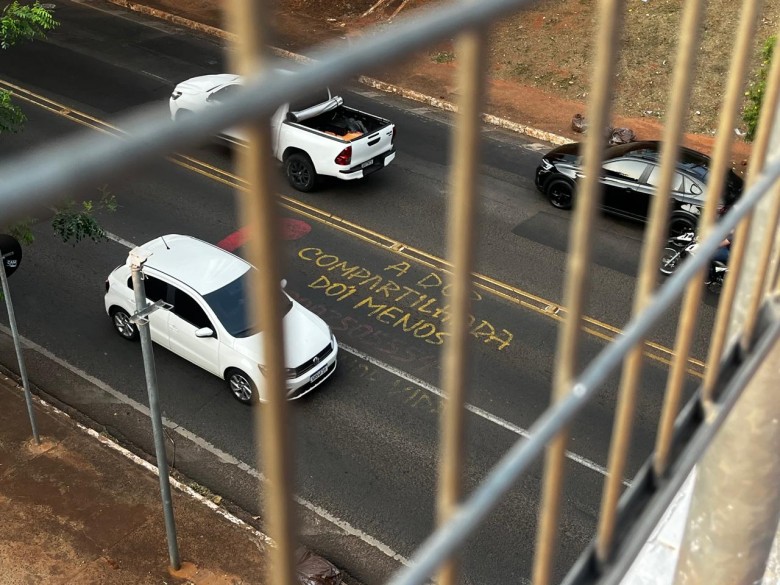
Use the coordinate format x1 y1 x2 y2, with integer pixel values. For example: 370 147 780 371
217 218 312 252
217 227 249 252
281 218 312 240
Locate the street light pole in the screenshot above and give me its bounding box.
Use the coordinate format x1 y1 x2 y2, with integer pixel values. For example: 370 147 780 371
128 248 180 571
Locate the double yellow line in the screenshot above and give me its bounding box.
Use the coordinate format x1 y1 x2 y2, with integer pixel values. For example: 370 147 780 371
1 79 706 377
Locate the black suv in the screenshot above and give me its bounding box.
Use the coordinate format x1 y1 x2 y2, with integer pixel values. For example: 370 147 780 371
534 141 743 236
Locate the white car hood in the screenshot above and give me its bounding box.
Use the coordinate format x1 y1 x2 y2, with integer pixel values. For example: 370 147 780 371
175 73 242 95
231 300 332 368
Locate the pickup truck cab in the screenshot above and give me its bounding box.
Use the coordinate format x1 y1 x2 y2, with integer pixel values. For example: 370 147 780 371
170 73 396 191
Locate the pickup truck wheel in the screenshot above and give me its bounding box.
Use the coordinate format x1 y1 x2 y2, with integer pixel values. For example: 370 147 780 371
286 153 317 192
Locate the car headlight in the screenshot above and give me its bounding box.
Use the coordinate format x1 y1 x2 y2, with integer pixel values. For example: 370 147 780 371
284 368 297 379
540 158 554 171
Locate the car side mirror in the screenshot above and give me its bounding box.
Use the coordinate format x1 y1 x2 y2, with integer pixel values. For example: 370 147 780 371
281 279 287 289
195 327 215 338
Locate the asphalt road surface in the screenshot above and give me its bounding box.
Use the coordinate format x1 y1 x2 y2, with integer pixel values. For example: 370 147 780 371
0 1 712 582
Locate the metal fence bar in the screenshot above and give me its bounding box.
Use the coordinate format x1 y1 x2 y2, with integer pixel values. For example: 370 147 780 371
699 0 762 405
385 157 780 585
739 19 780 348
673 325 780 585
436 24 487 585
652 0 706 478
565 299 780 585
0 0 541 226
535 0 624 576
228 1 297 583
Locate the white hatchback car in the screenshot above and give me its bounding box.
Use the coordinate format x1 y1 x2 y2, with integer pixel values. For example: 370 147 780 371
104 235 338 403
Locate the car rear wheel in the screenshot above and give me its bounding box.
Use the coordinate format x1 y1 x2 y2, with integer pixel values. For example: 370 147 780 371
669 211 698 244
226 368 257 404
285 153 317 192
110 308 139 341
546 179 573 210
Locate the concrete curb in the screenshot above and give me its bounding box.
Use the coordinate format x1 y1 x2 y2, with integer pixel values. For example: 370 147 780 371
105 0 571 146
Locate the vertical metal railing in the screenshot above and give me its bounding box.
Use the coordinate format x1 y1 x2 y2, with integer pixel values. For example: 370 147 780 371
228 1 298 584
534 0 624 579
1 0 780 583
436 22 487 585
651 0 706 478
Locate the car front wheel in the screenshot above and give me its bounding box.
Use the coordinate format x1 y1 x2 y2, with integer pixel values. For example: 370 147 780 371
546 179 573 210
285 153 317 192
110 308 139 341
226 368 258 404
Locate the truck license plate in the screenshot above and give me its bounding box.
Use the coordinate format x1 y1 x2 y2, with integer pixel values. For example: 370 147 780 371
361 159 373 169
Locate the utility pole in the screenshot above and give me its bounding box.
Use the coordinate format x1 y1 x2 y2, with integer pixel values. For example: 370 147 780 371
128 247 180 571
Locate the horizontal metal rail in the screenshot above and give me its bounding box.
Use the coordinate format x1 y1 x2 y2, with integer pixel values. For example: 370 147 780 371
385 160 780 585
0 0 539 224
1 0 779 583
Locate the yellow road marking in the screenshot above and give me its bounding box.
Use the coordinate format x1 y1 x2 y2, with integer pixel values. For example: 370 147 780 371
1 79 705 377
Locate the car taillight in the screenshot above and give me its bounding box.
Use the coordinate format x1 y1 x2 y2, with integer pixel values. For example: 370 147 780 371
171 91 182 100
105 279 110 293
392 126 396 143
335 146 352 166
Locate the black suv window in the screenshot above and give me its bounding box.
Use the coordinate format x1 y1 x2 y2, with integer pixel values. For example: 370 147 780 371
126 274 169 303
602 160 647 182
170 286 212 330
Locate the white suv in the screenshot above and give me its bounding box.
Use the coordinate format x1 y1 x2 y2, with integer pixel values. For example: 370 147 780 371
104 235 338 403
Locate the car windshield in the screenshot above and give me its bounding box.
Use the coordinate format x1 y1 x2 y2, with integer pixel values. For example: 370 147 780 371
202 269 293 337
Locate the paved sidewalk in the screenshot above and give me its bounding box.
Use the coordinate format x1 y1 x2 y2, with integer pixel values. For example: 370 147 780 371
0 374 270 584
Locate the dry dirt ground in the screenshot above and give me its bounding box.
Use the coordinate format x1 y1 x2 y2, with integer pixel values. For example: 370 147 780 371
269 0 780 177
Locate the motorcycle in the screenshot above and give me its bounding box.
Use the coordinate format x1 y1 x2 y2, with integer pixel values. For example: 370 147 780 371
659 230 728 293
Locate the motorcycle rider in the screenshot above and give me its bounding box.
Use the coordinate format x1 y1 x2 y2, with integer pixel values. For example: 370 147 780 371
707 231 733 284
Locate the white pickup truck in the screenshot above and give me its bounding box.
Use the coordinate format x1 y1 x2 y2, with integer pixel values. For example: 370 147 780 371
170 73 396 192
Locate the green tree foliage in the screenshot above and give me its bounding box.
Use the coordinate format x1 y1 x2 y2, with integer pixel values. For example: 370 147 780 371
743 35 777 143
0 89 25 133
51 186 118 244
1 0 57 48
1 3 117 246
0 1 58 131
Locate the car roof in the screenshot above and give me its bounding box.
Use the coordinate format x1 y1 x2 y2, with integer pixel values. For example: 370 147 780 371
138 235 251 295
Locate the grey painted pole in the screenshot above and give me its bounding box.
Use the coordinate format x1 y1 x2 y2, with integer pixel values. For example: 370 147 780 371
129 252 180 571
0 254 40 445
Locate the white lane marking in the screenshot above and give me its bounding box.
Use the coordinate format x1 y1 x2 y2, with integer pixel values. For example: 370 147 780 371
0 323 411 567
105 230 138 249
105 231 628 487
341 343 631 488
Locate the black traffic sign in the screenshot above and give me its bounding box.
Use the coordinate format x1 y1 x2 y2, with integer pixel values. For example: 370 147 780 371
0 234 22 278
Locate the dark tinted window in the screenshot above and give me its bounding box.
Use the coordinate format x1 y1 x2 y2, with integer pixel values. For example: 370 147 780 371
603 160 648 182
647 166 684 191
126 274 168 303
208 84 242 104
170 287 212 329
202 269 293 337
677 151 711 180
